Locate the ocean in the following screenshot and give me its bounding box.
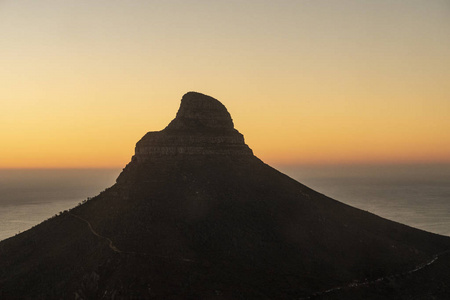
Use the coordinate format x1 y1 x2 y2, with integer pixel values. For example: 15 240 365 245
0 169 120 241
279 164 450 237
1 164 449 241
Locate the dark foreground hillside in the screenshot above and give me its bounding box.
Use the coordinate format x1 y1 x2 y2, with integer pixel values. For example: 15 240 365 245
1 92 449 299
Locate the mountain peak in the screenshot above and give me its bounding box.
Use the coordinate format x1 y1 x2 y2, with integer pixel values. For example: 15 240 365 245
166 92 234 131
133 92 252 162
2 92 450 300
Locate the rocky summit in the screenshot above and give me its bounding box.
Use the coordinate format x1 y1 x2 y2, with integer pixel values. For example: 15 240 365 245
1 92 449 300
134 92 252 160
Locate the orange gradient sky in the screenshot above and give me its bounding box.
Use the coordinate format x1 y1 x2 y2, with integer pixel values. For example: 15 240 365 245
1 1 449 168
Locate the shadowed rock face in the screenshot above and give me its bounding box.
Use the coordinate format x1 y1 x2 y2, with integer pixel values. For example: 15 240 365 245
134 92 253 161
167 92 234 131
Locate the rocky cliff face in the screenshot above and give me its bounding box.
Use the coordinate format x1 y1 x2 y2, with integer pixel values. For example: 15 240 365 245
133 92 252 162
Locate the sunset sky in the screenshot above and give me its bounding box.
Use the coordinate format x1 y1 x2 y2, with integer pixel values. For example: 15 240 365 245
1 0 449 168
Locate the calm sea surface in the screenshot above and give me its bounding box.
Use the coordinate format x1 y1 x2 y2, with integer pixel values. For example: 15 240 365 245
0 169 120 241
1 165 449 241
278 164 450 237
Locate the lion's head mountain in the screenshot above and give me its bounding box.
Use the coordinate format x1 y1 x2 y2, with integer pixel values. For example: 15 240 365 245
1 92 449 299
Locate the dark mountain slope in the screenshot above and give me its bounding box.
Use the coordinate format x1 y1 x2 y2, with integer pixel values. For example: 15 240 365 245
1 92 449 299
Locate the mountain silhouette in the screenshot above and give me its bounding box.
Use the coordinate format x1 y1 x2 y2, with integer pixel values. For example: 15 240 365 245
1 92 449 299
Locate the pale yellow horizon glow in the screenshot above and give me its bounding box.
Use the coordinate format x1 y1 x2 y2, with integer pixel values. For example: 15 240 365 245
1 1 449 168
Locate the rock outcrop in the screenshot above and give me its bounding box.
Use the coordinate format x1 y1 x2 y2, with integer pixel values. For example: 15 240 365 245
133 92 252 161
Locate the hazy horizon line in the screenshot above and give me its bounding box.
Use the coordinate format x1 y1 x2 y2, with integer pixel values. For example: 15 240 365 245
2 161 450 171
